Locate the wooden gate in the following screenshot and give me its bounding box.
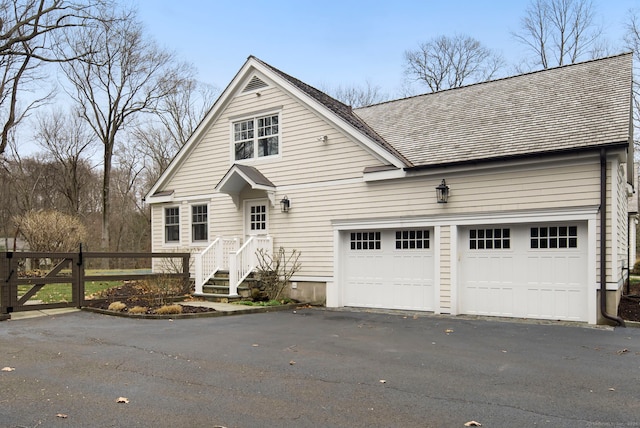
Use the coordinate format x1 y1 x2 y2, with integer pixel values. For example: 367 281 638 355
1 250 190 320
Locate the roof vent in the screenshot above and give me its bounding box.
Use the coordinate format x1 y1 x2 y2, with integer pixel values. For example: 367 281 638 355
243 76 268 93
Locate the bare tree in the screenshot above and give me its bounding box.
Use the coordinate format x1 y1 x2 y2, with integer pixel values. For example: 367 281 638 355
34 108 97 214
403 34 504 93
512 0 602 69
0 0 108 156
111 143 149 252
59 6 187 251
322 80 388 108
624 10 640 154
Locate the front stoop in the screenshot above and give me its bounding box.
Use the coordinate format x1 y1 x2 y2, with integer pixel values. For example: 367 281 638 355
197 271 256 302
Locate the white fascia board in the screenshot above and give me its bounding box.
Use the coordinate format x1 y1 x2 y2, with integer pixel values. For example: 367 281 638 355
145 194 175 204
331 206 599 230
363 168 406 181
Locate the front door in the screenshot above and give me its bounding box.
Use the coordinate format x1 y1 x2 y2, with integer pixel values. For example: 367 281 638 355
245 199 269 237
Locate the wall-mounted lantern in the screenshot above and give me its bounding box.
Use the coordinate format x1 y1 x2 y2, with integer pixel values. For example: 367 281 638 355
435 179 449 204
280 195 291 213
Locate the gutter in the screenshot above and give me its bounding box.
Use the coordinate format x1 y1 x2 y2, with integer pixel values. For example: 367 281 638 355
600 148 626 327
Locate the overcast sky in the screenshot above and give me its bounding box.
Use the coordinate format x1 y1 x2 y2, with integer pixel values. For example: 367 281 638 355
135 0 639 97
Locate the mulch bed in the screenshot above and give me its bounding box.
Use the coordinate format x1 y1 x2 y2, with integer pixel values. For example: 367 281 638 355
618 279 640 323
84 279 640 321
85 282 216 315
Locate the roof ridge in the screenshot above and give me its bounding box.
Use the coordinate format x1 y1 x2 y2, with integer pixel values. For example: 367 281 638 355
356 52 634 110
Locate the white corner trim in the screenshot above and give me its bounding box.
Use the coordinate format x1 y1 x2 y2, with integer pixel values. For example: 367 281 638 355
434 225 441 315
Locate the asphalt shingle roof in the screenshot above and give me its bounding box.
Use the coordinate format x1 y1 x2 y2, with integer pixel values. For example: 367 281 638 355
354 53 632 168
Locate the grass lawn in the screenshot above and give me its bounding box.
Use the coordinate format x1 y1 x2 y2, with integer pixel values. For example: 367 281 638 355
17 269 151 304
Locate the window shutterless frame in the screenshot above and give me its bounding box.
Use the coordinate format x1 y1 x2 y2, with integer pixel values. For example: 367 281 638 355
191 204 208 242
164 206 180 243
231 112 281 162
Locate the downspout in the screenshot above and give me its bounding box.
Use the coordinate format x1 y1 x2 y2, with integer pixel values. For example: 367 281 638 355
600 148 626 326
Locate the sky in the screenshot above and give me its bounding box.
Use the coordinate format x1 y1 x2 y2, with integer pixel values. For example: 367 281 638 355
135 0 640 98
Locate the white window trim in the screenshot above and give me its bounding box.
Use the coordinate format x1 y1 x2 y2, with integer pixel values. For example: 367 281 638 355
163 205 181 246
230 110 282 164
190 203 209 244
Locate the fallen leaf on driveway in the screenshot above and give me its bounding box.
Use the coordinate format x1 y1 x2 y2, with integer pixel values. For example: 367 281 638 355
445 329 454 334
608 388 615 392
289 360 296 365
616 348 628 355
252 344 259 347
379 379 386 383
56 413 68 418
464 421 482 426
1 367 15 372
116 397 129 404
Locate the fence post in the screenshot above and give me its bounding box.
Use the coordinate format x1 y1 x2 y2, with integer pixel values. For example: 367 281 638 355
182 253 190 293
1 252 11 320
75 244 85 309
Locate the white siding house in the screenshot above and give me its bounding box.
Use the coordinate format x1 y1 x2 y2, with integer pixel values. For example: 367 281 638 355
145 54 634 325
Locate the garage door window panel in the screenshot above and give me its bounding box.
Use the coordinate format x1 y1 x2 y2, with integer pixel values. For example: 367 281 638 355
469 228 510 250
350 232 381 250
531 226 577 249
396 230 430 249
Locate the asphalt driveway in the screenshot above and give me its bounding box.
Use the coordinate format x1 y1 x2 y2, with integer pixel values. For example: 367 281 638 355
1 308 639 427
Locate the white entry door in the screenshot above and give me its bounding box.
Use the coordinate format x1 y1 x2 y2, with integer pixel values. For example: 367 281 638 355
245 199 269 237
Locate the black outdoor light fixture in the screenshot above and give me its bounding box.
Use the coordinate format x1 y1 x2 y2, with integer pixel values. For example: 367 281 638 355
436 179 449 203
280 195 290 213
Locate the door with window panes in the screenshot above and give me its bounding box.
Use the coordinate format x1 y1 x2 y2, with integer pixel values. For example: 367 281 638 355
245 200 269 238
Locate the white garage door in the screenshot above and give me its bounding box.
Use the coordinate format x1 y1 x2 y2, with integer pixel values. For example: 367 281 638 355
459 223 588 321
343 229 435 311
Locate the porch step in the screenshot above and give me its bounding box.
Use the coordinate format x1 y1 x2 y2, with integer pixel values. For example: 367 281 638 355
202 284 251 296
199 270 257 301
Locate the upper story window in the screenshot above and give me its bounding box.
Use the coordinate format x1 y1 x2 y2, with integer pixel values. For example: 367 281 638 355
164 207 180 243
233 114 279 161
191 204 208 242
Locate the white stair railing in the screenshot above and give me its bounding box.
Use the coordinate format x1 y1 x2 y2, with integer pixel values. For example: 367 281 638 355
228 235 272 296
194 237 239 295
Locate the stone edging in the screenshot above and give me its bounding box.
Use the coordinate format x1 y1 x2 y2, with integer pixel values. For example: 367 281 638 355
81 303 302 320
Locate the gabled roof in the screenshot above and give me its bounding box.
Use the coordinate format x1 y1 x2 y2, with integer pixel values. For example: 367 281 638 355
145 54 633 201
144 55 409 200
355 53 633 168
215 164 276 207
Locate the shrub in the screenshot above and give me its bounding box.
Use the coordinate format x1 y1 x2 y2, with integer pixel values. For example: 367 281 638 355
255 247 301 301
128 306 148 314
153 304 183 315
137 275 187 307
13 210 87 253
108 301 127 312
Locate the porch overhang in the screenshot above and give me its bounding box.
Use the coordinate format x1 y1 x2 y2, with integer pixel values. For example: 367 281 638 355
215 164 277 207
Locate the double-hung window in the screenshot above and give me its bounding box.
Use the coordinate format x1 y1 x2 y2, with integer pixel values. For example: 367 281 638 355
191 205 208 242
164 207 180 243
233 113 279 161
